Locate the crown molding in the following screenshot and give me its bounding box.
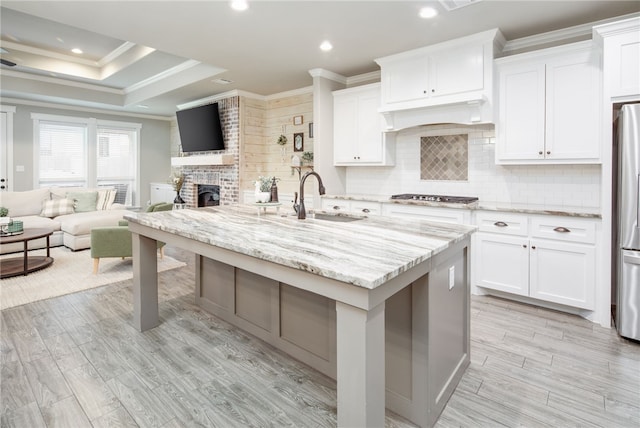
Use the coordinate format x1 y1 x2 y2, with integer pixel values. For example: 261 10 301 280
346 71 380 86
0 96 172 121
97 41 137 67
0 40 98 67
0 69 123 94
124 59 204 94
308 68 348 84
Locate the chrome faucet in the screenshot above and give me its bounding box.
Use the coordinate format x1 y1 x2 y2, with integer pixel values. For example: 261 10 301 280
298 171 326 219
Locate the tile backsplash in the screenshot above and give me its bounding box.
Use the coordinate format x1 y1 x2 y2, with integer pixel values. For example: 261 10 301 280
345 124 601 211
420 134 468 181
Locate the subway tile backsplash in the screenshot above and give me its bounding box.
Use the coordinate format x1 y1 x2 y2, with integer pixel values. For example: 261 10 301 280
345 124 601 211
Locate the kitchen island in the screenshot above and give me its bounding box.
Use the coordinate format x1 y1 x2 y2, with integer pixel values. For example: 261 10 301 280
124 205 475 427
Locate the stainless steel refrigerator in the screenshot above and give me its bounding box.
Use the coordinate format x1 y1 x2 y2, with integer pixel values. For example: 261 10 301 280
614 103 640 341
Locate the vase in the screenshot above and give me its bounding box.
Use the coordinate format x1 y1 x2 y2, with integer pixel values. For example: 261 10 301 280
255 191 271 203
174 191 185 204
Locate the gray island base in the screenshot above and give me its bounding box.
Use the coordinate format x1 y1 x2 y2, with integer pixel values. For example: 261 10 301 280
124 205 475 427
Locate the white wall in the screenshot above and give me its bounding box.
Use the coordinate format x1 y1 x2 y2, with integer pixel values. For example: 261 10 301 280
344 124 601 211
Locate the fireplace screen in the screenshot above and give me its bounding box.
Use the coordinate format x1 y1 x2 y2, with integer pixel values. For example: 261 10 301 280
197 185 220 207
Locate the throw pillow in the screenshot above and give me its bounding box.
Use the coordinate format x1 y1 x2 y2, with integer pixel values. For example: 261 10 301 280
41 198 75 218
66 191 98 213
96 189 117 210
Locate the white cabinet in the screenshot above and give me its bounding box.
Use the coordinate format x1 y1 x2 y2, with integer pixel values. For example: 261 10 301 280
150 182 174 204
496 42 601 164
333 83 395 166
321 198 382 216
475 211 597 310
375 29 501 113
593 17 640 98
382 203 470 224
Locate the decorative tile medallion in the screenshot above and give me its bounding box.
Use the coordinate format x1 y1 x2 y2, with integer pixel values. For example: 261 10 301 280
420 134 468 181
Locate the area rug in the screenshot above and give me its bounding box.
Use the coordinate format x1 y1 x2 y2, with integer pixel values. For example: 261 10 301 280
0 247 186 310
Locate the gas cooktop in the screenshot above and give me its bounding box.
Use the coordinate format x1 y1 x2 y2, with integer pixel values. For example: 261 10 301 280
390 194 479 204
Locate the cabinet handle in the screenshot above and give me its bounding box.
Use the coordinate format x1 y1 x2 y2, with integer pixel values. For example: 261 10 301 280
362 208 370 213
553 226 571 233
494 221 508 227
332 205 340 210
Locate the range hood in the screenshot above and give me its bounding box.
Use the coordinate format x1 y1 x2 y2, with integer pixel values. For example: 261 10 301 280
379 95 492 132
374 28 504 132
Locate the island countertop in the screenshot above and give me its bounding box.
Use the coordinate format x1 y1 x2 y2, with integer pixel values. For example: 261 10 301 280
124 204 476 290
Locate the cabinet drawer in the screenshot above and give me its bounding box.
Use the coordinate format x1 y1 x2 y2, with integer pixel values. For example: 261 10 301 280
382 204 467 224
475 212 528 236
321 199 349 212
530 216 596 244
350 201 381 215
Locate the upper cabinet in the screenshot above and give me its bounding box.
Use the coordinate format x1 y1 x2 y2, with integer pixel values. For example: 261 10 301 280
333 83 395 166
375 29 504 130
495 42 602 164
593 16 640 99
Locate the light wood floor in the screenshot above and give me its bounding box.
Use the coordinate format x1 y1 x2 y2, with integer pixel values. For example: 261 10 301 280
1 246 639 427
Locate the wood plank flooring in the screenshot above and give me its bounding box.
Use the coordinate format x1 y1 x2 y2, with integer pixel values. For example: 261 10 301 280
2 246 639 427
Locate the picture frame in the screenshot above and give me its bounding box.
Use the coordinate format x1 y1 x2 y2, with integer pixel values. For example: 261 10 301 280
293 132 304 152
293 115 303 126
309 122 314 138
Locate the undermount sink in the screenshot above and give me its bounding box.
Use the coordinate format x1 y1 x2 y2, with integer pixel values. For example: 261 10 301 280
312 213 363 222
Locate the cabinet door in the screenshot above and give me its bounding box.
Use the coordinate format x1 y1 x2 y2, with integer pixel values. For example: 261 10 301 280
496 62 546 161
333 95 358 164
475 233 530 296
430 44 484 97
529 239 595 310
545 51 601 161
381 55 429 105
608 31 640 98
356 92 383 163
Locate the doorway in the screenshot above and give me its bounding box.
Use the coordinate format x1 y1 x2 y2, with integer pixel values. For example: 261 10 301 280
0 106 15 192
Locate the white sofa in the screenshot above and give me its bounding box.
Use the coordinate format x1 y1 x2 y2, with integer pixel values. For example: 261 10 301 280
0 187 131 254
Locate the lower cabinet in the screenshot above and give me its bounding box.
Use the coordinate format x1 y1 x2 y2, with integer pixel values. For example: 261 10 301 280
475 211 597 310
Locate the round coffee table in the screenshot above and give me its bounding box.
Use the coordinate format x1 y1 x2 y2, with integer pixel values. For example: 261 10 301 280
0 228 54 278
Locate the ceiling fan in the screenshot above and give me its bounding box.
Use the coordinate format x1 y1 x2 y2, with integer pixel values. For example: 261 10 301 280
0 48 16 67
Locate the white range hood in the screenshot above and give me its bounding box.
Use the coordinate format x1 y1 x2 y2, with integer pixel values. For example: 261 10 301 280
375 28 504 132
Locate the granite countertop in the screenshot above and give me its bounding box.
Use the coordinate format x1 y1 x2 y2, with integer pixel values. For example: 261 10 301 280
124 205 476 290
322 194 601 219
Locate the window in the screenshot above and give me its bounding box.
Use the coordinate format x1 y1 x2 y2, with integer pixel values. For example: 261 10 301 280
33 114 140 206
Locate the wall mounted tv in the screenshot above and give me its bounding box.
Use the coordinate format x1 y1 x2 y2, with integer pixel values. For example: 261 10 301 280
176 103 225 152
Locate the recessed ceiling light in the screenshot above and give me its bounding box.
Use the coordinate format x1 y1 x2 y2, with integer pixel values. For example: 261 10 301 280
71 48 83 54
419 7 438 19
212 78 234 85
320 41 333 52
230 0 248 11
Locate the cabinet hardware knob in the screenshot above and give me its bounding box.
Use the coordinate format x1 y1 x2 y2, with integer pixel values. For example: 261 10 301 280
0 186 4 190
523 244 527 248
431 89 435 93
494 221 508 227
423 90 427 94
0 178 5 183
539 151 543 155
362 208 370 213
547 151 551 155
553 226 571 233
531 246 536 250
333 206 340 210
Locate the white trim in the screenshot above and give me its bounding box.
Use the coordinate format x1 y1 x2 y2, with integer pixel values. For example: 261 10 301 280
0 40 98 67
98 41 137 67
125 59 202 94
503 12 640 54
264 86 313 101
0 105 16 191
0 69 122 94
2 97 171 121
346 71 381 86
308 68 348 84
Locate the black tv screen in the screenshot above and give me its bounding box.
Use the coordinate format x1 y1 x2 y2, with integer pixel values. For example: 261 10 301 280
176 103 225 152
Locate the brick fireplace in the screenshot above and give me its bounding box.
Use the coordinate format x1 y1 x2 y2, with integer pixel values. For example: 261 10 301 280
176 96 240 207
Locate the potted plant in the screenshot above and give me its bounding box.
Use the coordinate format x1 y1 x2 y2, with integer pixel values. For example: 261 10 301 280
255 176 273 203
170 171 185 204
301 151 314 165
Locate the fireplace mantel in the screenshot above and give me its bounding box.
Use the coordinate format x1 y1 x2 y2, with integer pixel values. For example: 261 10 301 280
171 154 235 167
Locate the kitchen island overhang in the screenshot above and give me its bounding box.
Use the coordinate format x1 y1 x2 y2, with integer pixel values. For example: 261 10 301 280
124 206 476 428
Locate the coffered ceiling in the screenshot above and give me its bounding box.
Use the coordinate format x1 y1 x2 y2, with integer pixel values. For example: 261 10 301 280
1 1 639 118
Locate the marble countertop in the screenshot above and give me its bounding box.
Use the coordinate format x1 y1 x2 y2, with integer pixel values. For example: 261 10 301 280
323 194 601 218
124 205 476 290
